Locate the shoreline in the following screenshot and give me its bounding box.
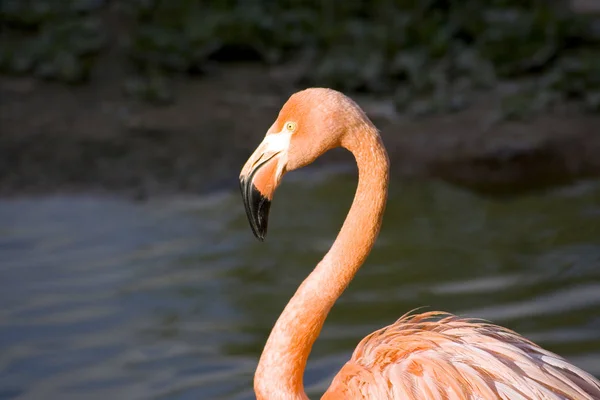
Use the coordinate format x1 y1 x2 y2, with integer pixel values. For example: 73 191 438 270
2 64 600 199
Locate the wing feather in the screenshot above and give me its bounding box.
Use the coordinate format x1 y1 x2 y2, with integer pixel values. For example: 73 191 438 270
323 312 600 400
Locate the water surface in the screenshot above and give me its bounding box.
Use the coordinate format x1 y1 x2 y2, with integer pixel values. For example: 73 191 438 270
1 172 600 399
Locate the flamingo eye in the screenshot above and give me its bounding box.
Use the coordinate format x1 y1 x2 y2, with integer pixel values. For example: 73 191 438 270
285 121 297 132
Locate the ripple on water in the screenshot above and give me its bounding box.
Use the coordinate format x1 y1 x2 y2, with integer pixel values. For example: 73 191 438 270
1 179 600 399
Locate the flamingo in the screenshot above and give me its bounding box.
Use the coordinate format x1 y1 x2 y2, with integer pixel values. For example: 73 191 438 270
238 88 600 399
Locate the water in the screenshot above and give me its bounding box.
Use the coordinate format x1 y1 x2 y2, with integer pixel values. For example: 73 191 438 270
1 171 600 399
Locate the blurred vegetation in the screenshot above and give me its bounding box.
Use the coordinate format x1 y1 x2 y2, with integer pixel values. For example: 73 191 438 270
1 0 599 116
0 0 106 83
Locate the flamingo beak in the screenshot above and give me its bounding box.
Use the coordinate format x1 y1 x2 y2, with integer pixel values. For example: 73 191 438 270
239 132 290 241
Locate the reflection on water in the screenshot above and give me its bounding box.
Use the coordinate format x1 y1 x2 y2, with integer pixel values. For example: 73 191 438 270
1 172 600 399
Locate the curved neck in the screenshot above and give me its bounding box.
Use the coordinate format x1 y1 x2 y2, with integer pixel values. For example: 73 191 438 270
254 122 390 400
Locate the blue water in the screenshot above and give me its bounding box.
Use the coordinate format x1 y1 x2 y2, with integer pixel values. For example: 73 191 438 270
1 173 599 399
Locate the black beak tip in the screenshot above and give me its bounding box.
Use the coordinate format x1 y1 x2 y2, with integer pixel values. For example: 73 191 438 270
240 177 271 242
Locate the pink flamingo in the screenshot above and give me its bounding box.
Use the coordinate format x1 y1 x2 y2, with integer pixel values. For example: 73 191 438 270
239 88 600 399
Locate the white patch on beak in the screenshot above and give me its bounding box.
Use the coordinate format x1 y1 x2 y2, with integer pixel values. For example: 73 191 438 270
260 129 292 183
262 130 292 153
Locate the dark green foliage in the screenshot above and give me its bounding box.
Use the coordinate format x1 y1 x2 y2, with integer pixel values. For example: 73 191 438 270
1 0 106 83
1 0 598 115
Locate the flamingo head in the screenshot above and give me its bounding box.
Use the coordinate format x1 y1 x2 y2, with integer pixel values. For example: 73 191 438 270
239 88 364 241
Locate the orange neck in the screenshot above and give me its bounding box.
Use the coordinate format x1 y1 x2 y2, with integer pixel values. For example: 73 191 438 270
254 122 390 399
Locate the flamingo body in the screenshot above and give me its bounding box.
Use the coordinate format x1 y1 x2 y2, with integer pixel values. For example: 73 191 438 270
238 88 600 399
324 312 600 399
